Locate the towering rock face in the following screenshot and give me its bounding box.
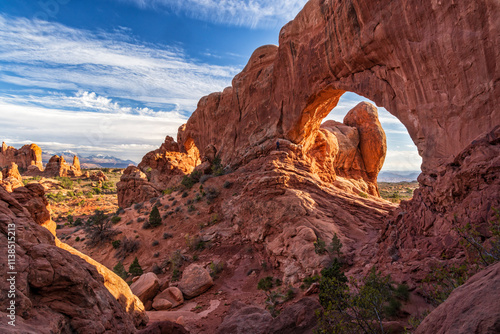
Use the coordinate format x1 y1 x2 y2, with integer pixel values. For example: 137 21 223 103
0 186 147 333
0 142 43 172
175 0 498 174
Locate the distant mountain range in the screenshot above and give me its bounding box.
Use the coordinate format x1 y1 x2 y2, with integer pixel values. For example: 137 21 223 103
378 171 420 183
42 151 136 169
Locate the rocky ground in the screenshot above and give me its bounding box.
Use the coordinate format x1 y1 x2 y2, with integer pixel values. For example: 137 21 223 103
47 160 421 333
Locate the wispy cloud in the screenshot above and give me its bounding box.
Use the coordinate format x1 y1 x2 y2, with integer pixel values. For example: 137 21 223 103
0 14 240 113
117 0 309 28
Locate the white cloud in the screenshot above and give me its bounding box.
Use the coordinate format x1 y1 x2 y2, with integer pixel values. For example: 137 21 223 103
0 14 240 113
118 0 309 28
0 101 186 162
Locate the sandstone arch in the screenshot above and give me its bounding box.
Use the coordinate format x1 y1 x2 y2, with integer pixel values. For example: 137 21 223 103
177 0 499 174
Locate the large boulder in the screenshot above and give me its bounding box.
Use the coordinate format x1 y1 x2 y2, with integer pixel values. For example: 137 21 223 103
178 264 213 299
130 272 160 304
416 262 500 334
152 287 184 310
216 301 273 334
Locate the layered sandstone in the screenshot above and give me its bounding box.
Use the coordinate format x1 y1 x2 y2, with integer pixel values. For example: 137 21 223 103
0 142 43 171
174 0 498 174
0 186 146 333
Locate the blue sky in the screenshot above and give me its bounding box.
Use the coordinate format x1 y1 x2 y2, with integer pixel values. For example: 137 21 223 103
0 0 420 171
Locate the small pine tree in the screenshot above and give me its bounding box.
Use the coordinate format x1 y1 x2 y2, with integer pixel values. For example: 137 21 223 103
113 261 128 280
128 257 143 276
149 206 162 228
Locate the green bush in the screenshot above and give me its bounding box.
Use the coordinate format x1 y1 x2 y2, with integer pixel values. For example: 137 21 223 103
128 257 143 276
111 216 122 224
148 206 162 228
316 261 405 334
56 177 74 190
113 261 128 279
211 155 224 176
314 238 327 255
112 240 121 249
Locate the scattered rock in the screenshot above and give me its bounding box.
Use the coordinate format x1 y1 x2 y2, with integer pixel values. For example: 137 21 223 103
178 264 213 299
152 287 184 310
130 272 160 304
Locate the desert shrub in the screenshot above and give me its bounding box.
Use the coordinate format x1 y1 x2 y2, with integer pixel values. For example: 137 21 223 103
211 155 224 176
223 180 232 189
181 170 202 189
56 177 74 190
84 210 118 247
113 261 128 280
112 240 121 249
187 204 195 213
111 216 122 224
152 263 163 275
163 188 174 195
316 261 406 334
116 207 125 215
163 233 173 239
153 252 159 258
302 275 321 289
182 191 188 198
152 240 159 246
137 217 145 223
199 174 212 184
75 236 81 242
147 206 162 228
205 187 219 202
115 237 140 259
134 203 143 211
185 234 206 251
67 215 74 224
257 276 285 317
128 257 143 276
314 238 327 255
208 213 219 226
92 187 102 195
359 192 369 198
149 197 158 204
209 261 224 278
329 233 343 259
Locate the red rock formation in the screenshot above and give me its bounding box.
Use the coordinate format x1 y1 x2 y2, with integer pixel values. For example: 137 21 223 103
0 142 43 171
376 126 500 284
117 136 198 207
0 162 24 192
0 186 145 333
175 0 499 174
41 155 82 178
415 262 500 334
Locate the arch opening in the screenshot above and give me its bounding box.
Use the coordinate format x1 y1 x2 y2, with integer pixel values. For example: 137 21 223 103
303 90 421 202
